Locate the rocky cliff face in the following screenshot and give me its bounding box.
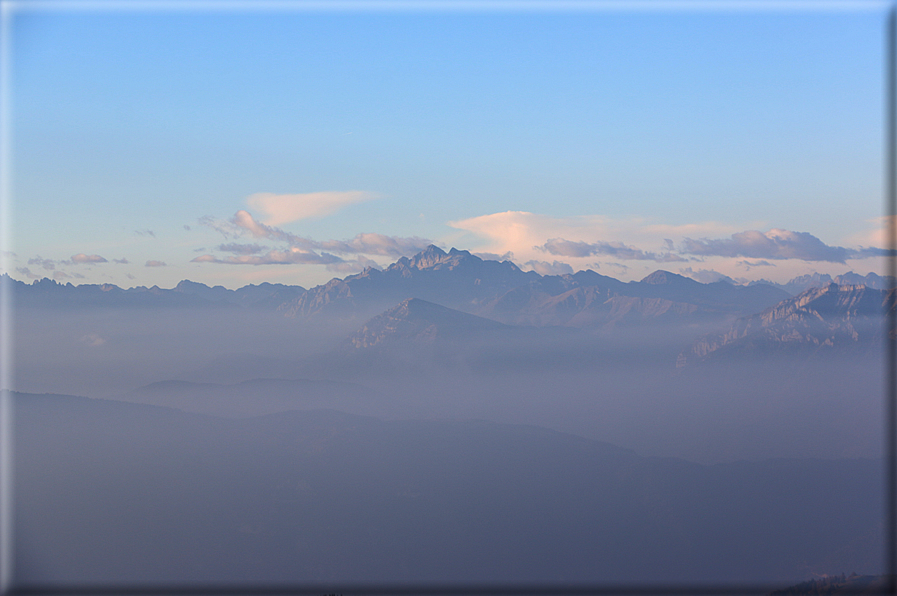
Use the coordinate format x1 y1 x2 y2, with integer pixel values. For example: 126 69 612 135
679 284 895 366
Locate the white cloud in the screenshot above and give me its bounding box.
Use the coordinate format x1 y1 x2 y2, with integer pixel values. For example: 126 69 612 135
246 191 375 226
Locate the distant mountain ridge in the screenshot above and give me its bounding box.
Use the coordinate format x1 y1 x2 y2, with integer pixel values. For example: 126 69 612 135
679 283 894 365
5 248 888 334
278 245 536 320
6 273 305 309
749 271 896 295
346 298 510 350
276 246 794 328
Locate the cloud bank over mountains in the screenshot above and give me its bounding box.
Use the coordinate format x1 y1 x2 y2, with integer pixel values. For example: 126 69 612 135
193 210 434 269
8 195 892 288
680 229 892 263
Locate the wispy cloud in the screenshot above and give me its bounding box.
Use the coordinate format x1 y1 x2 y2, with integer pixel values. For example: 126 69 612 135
538 238 687 262
217 242 267 255
246 191 375 226
191 249 342 266
144 260 167 267
80 333 105 347
196 210 433 269
736 259 775 269
317 233 433 257
842 215 896 249
28 256 56 271
135 229 156 238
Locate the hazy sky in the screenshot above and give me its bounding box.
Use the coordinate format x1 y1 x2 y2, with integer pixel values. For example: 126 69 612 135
3 1 891 289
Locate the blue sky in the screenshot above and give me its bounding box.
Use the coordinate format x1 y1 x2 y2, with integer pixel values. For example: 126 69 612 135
3 1 891 288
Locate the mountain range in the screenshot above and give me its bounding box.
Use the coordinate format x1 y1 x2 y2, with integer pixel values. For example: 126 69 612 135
680 283 894 366
9 247 892 340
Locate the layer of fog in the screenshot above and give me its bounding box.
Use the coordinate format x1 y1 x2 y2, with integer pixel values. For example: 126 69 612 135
12 304 888 464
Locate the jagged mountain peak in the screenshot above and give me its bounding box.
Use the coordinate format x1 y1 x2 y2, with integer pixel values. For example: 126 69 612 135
406 245 479 270
639 270 697 286
679 283 891 366
174 279 212 291
347 297 507 350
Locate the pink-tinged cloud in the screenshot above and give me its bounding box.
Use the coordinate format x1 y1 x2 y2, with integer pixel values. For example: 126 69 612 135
71 253 108 264
246 191 375 226
145 260 167 267
202 211 434 260
318 233 433 257
679 229 890 263
842 215 896 249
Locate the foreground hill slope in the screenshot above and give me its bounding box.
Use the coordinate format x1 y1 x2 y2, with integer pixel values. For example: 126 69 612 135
13 391 884 586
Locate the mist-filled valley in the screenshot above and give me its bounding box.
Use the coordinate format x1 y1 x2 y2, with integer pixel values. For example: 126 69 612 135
5 246 893 587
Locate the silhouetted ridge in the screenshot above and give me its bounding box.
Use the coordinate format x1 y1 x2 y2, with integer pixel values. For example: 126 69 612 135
347 298 508 349
639 270 698 286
